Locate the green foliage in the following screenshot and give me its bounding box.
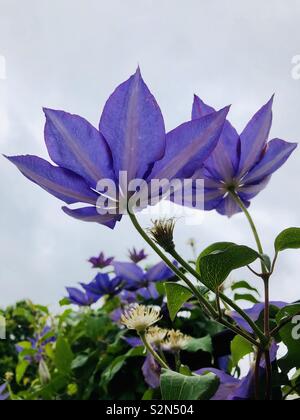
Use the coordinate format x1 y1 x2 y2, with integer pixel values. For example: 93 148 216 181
197 243 259 291
275 228 300 252
165 282 193 321
160 369 219 400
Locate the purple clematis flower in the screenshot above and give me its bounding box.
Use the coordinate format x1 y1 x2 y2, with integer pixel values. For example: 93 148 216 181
228 301 287 333
88 252 114 269
196 343 278 400
66 287 99 307
81 273 122 298
6 69 229 228
128 248 148 264
0 383 9 401
113 261 175 295
192 95 297 217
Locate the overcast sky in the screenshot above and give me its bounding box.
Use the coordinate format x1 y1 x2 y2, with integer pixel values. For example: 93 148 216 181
0 0 300 307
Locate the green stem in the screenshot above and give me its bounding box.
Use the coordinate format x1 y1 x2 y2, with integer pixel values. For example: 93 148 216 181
229 190 272 400
170 248 266 345
174 351 181 372
128 210 217 318
229 191 264 256
139 332 169 370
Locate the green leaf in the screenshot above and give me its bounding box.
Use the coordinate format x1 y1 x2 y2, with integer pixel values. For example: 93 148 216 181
55 337 74 375
59 298 71 307
234 293 260 305
16 360 30 384
100 346 144 388
196 242 235 274
275 227 300 252
71 354 90 370
231 280 260 295
165 282 193 321
160 369 219 400
183 335 212 353
198 243 259 291
231 336 253 367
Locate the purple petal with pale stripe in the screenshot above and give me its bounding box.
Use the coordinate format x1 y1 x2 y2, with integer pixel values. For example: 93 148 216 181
100 68 166 181
62 206 120 228
192 96 240 181
44 109 114 187
6 155 98 205
145 262 175 282
113 262 144 283
151 107 230 181
216 195 249 218
238 176 271 201
238 96 273 177
242 138 297 184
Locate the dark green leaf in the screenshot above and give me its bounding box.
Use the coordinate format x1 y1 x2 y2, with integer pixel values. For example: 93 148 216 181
231 280 260 296
275 228 300 252
231 336 253 367
234 293 260 305
183 335 212 353
198 243 259 291
165 282 193 321
160 369 219 400
55 337 74 375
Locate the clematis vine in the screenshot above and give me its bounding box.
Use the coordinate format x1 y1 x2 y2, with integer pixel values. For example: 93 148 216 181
192 95 297 217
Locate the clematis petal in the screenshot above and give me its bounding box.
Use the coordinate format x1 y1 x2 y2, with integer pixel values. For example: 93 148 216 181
229 301 287 333
238 96 274 177
66 287 96 306
145 261 175 282
62 206 120 228
142 354 161 389
151 107 230 181
99 68 166 181
113 262 144 283
44 109 114 187
5 155 98 205
238 176 271 201
192 96 240 181
242 138 297 184
216 195 249 218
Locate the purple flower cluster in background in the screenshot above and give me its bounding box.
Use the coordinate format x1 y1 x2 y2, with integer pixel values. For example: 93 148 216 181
0 383 9 401
66 252 174 307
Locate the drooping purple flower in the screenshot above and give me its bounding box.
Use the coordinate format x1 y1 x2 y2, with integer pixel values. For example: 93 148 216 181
66 287 99 307
128 248 148 264
0 383 9 401
192 96 297 217
196 343 279 400
81 273 122 298
228 301 287 333
113 261 175 294
88 252 114 269
6 69 229 228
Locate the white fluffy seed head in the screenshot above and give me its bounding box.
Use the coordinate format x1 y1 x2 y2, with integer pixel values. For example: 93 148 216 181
162 329 191 351
121 304 162 332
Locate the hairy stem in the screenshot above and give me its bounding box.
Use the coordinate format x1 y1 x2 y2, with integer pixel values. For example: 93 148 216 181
139 331 169 370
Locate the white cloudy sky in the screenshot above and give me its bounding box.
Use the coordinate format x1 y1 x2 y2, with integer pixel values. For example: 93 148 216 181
0 0 300 307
